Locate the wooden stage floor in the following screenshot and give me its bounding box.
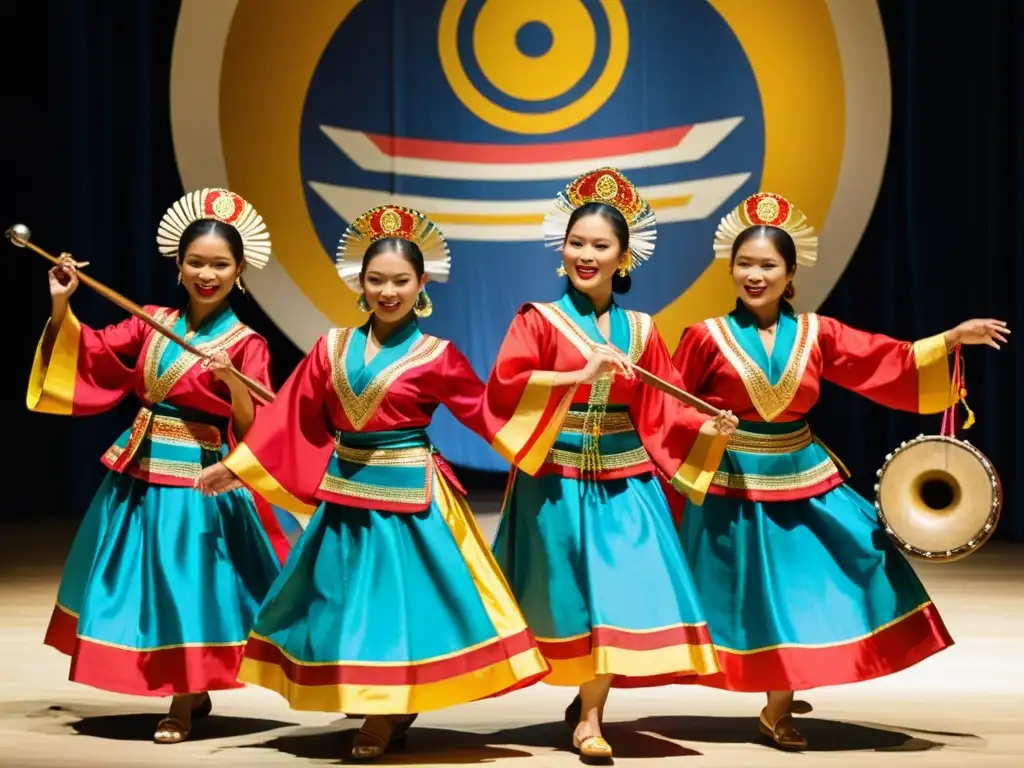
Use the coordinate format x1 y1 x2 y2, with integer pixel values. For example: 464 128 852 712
1 503 1022 768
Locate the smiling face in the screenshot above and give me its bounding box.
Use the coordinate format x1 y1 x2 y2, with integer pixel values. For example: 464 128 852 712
731 233 795 311
178 233 242 307
562 213 626 294
360 246 427 320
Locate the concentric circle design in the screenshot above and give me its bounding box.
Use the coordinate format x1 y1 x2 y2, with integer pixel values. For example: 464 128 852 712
438 0 628 134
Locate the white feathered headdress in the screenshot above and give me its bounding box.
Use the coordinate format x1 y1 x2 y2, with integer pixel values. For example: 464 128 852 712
542 167 657 273
156 188 271 268
335 205 451 292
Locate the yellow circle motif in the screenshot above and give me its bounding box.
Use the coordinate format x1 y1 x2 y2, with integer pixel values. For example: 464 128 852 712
472 0 594 103
594 173 618 200
438 0 629 135
755 196 780 224
212 194 235 219
379 208 402 233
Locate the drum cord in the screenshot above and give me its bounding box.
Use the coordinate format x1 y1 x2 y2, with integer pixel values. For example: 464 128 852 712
941 346 975 439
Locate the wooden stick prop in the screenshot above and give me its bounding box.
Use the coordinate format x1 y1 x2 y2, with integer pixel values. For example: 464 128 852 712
7 224 274 404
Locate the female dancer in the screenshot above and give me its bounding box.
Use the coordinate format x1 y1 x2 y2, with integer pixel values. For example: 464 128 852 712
196 206 549 761
483 168 738 761
28 188 291 744
666 192 1009 748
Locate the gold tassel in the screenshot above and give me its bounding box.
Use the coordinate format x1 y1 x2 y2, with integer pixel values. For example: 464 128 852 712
579 374 612 475
958 386 975 430
957 352 974 430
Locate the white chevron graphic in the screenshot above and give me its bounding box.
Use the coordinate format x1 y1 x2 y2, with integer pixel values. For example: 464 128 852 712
309 173 751 242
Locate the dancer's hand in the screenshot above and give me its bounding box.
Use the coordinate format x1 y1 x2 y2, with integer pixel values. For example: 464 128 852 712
202 351 237 384
576 344 634 384
712 409 738 436
195 462 239 495
49 253 87 299
947 319 1010 350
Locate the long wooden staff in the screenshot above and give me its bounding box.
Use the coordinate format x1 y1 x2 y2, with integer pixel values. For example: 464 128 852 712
7 224 275 404
632 365 722 417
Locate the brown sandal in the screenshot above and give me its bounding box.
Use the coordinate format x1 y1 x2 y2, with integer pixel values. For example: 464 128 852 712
758 708 807 750
153 716 190 744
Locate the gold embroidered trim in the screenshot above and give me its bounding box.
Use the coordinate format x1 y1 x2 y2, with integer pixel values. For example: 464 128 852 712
141 309 178 395
143 313 255 404
103 412 223 473
624 309 651 363
711 457 839 491
334 443 431 467
547 445 650 471
131 456 206 481
531 302 651 364
726 425 812 454
530 303 595 358
148 415 222 450
318 473 431 504
704 313 818 422
562 410 635 435
328 328 449 431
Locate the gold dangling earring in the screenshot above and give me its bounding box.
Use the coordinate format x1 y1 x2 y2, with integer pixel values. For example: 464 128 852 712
176 272 182 285
356 293 371 313
556 265 567 277
414 289 433 318
617 254 632 277
235 277 246 294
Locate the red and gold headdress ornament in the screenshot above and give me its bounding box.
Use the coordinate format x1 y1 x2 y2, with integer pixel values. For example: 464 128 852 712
543 167 657 272
713 192 817 267
156 188 271 268
335 205 451 292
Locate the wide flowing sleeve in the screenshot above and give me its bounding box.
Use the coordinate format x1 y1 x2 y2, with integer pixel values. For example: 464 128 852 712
481 307 578 475
818 315 955 414
671 323 716 394
27 307 152 416
432 343 489 440
631 327 729 506
222 333 275 448
221 334 335 517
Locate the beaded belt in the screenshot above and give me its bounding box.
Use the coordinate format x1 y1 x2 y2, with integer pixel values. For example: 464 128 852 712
726 424 813 454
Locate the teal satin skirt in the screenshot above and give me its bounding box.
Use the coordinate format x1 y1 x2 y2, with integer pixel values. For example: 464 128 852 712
237 469 549 714
492 470 720 687
44 471 283 696
678 483 954 691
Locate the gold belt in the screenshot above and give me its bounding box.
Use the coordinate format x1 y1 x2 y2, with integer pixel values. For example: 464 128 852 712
333 442 431 467
108 408 223 472
727 424 812 454
561 410 635 435
147 413 223 450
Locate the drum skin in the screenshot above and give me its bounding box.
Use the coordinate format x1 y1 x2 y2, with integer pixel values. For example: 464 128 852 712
874 435 1001 562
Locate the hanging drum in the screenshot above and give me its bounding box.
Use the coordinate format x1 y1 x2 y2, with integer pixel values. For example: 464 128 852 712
874 434 1001 563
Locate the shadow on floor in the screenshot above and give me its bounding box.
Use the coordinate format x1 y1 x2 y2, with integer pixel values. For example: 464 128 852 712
69 711 295 742
627 714 977 753
231 718 700 764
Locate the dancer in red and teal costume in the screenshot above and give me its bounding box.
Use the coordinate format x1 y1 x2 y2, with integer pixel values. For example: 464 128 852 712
197 206 549 762
664 192 1009 749
28 189 291 744
483 168 739 762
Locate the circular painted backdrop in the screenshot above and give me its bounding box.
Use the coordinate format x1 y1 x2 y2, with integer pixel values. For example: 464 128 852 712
170 0 890 471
